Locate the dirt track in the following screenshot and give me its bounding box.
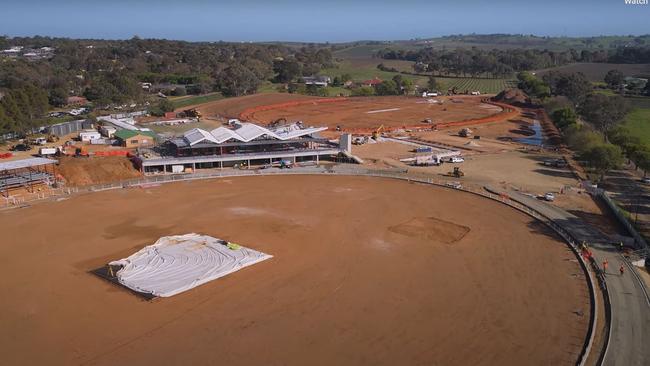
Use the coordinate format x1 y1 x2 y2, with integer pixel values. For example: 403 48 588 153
0 175 588 366
188 93 503 131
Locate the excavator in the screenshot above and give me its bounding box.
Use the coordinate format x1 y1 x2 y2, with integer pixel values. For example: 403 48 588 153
268 117 287 128
183 108 202 119
372 125 384 140
447 166 465 178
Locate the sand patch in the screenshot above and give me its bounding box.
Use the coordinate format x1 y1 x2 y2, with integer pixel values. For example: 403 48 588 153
389 216 470 244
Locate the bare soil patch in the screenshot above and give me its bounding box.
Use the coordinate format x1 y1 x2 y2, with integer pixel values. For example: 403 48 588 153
0 175 589 366
57 156 142 186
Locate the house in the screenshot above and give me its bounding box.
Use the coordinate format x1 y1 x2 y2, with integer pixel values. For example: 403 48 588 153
114 130 157 148
67 96 88 106
360 77 383 87
302 76 331 87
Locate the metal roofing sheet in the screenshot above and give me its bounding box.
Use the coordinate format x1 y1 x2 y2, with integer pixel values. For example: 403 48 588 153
0 157 57 172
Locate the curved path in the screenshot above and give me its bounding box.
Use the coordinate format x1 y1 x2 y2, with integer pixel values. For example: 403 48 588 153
488 187 650 366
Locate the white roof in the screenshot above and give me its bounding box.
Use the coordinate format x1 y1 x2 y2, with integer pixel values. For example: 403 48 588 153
184 122 327 145
0 158 57 172
97 116 140 131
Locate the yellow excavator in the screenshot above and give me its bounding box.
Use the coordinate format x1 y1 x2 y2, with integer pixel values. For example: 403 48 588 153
372 124 384 140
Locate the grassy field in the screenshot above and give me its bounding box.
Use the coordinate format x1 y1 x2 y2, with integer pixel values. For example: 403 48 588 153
534 63 650 81
623 107 650 142
171 92 223 109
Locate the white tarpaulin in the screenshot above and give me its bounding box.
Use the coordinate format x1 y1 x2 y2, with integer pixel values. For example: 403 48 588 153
109 233 272 297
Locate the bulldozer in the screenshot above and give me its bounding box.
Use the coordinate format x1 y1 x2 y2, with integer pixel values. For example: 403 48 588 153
447 166 465 178
372 125 384 140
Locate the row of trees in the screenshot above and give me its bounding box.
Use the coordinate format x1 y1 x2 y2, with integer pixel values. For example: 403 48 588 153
376 46 650 79
530 71 650 180
0 85 49 135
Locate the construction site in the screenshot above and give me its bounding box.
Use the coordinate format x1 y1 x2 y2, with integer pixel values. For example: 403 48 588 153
0 90 648 366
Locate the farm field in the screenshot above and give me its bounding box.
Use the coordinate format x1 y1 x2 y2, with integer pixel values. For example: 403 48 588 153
534 63 650 81
0 175 589 366
323 60 515 94
170 92 224 109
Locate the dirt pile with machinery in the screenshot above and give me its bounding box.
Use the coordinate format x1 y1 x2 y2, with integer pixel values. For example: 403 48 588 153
57 156 142 186
493 88 530 106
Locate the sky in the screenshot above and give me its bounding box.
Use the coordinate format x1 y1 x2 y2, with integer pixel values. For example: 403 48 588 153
0 0 649 42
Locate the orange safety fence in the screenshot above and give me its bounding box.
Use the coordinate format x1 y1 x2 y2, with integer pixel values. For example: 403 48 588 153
93 150 132 157
239 97 349 121
0 152 13 159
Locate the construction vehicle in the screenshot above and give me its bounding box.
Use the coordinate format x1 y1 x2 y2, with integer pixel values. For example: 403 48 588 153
459 128 472 138
268 117 287 128
372 125 384 140
183 108 202 119
447 166 465 178
280 160 293 169
47 134 60 143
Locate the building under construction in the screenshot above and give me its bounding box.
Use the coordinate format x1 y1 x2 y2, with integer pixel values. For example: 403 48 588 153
134 122 350 174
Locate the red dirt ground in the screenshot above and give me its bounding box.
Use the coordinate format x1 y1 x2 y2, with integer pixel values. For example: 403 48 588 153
186 93 510 132
246 95 504 131
0 175 589 366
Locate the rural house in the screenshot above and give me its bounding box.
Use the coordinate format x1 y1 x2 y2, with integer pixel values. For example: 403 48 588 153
114 130 157 148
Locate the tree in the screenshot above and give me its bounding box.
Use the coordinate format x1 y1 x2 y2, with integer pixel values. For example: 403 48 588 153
517 72 550 99
427 76 443 92
631 148 650 177
48 87 68 107
217 64 261 97
580 143 623 181
604 69 625 89
579 94 629 138
171 86 187 96
273 59 301 83
551 107 578 130
543 71 592 104
351 86 375 97
375 80 399 96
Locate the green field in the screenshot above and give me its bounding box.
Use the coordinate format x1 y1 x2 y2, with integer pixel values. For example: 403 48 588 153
322 60 515 94
170 92 223 109
623 108 650 142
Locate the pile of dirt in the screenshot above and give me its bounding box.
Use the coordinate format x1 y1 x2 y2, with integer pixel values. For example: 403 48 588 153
57 156 142 186
493 88 530 106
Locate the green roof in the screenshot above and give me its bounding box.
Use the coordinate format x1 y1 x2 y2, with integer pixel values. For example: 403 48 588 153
114 129 157 140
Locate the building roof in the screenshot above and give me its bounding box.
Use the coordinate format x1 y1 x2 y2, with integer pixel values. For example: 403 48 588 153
179 122 327 147
0 158 57 172
362 78 383 85
114 129 157 140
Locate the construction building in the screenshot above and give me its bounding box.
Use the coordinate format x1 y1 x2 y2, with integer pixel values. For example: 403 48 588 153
134 122 348 174
114 130 157 148
0 157 57 197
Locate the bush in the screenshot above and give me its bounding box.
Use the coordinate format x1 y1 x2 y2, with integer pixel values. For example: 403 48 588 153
551 107 578 130
171 86 187 96
351 86 375 97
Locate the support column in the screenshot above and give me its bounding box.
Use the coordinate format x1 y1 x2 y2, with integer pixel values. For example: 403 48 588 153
192 162 196 172
316 154 319 164
220 161 223 170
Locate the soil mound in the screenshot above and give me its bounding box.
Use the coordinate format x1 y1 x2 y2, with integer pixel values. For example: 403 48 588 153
57 156 142 186
493 88 530 106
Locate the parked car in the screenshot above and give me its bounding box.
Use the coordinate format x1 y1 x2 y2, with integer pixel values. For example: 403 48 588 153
642 177 650 184
445 181 462 189
543 192 556 202
447 156 465 163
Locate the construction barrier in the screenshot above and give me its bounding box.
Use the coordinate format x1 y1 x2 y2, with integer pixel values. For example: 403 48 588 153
93 150 132 157
0 152 13 159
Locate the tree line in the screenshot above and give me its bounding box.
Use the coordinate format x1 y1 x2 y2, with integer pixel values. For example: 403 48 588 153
518 71 650 180
0 36 335 134
375 46 650 79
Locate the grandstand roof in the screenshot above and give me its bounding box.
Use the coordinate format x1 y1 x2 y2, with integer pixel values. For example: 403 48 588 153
0 158 57 172
181 122 327 147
